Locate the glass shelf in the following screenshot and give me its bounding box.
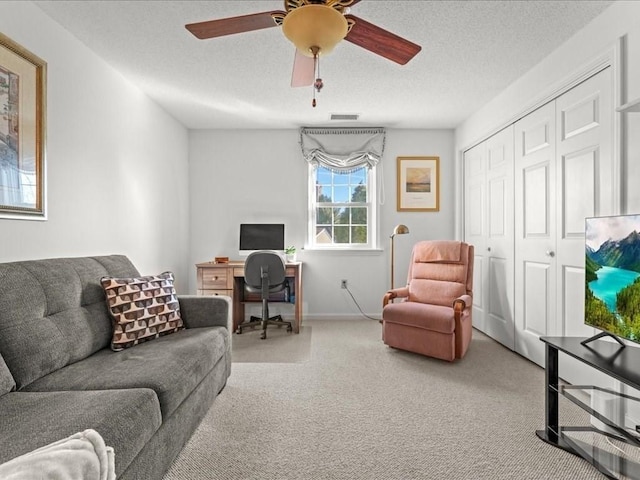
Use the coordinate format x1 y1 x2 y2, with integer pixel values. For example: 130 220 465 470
560 385 640 446
560 426 640 479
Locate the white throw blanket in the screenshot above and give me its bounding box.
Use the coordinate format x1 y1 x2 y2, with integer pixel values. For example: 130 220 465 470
0 429 115 480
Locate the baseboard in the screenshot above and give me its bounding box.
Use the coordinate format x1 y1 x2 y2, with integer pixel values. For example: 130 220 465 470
240 308 380 323
301 314 381 321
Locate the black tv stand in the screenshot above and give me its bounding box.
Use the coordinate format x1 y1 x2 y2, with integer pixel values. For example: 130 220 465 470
580 331 626 348
538 337 640 479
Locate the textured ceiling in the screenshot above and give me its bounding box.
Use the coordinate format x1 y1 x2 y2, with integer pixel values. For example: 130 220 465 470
34 0 614 129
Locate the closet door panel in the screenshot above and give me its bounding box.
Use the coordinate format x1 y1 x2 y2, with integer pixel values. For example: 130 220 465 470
523 164 550 236
484 126 515 349
562 149 596 236
464 143 487 333
489 178 506 236
561 94 600 140
515 101 556 367
523 261 550 337
563 265 586 337
556 67 613 340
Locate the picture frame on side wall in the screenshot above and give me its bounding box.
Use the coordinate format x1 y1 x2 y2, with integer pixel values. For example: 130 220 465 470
0 33 46 219
397 156 439 212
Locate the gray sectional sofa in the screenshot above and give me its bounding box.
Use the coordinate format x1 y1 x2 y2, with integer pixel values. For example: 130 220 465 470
0 255 232 479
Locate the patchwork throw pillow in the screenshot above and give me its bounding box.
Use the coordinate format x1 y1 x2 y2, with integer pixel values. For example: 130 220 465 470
101 271 184 351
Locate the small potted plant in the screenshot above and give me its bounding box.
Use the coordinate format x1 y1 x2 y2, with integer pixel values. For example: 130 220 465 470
285 246 297 263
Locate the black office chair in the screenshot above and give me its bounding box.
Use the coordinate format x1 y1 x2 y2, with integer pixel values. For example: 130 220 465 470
236 251 293 339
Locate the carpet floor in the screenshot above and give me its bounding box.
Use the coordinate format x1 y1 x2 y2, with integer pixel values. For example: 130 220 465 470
163 319 606 479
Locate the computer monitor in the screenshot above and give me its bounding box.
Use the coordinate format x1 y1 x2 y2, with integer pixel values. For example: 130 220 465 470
239 224 285 256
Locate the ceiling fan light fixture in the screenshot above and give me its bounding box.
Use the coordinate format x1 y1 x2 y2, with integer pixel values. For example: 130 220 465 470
282 4 348 57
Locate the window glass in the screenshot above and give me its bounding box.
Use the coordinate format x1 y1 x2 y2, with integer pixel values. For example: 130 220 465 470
309 166 376 249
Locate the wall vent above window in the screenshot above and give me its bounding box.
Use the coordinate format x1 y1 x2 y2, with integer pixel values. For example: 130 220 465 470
330 113 360 121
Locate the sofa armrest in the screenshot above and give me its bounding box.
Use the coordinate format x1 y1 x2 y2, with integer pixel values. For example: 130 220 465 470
178 295 232 331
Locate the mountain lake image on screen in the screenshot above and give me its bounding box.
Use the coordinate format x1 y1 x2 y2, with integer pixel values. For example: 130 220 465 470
585 213 640 343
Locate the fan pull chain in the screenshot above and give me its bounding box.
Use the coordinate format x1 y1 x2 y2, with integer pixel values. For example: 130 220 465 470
312 48 323 108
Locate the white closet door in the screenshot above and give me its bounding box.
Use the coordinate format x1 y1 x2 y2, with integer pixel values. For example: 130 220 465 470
484 126 515 349
463 126 514 347
464 142 487 333
556 68 614 386
514 101 557 367
515 68 613 368
555 67 613 339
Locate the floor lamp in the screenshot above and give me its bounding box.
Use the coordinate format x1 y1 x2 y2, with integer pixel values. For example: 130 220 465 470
390 224 410 289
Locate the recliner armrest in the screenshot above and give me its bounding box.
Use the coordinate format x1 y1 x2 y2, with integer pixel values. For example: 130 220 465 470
452 294 473 312
383 286 410 307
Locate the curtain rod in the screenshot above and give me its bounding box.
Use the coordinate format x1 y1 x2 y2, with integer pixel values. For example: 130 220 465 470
300 127 385 135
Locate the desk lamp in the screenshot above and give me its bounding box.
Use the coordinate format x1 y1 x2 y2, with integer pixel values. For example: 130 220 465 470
390 224 410 289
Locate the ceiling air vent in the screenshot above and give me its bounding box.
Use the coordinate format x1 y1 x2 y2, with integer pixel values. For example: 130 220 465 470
330 113 360 121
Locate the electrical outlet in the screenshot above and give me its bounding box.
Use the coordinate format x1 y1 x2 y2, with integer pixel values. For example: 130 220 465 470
341 279 348 289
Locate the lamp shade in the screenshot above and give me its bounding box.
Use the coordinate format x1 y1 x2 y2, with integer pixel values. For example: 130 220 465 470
282 4 348 57
393 224 410 236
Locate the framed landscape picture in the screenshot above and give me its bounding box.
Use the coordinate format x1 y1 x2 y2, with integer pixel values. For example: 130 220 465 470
396 156 439 212
0 33 46 218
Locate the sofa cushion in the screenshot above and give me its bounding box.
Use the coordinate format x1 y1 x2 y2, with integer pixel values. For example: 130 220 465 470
0 256 139 389
101 271 184 351
0 354 15 395
23 326 229 419
0 389 161 478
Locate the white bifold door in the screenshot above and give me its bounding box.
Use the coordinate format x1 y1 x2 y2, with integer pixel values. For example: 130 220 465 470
514 67 614 368
464 126 515 350
463 67 614 369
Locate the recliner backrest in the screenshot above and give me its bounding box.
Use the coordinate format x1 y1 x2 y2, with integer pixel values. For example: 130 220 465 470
244 251 286 289
406 241 474 307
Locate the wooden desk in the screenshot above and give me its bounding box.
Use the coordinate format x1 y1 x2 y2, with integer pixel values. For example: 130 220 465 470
196 261 303 333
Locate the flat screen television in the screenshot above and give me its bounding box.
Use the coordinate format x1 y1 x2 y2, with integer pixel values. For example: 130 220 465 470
585 213 640 346
239 223 285 255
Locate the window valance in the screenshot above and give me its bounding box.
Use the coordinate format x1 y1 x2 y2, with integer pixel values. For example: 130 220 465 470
300 127 386 173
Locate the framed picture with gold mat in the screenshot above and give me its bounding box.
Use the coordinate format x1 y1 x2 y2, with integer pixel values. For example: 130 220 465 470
396 156 439 212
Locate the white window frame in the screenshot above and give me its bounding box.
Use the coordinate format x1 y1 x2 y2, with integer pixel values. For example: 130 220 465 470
307 164 378 251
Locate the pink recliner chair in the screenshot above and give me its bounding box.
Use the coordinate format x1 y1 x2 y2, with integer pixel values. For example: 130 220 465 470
382 240 474 361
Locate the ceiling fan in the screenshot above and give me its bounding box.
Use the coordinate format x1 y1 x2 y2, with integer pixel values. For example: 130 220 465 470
185 0 421 106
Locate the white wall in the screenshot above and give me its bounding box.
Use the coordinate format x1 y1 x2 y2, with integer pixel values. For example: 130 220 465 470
188 128 454 318
0 2 190 290
456 0 640 218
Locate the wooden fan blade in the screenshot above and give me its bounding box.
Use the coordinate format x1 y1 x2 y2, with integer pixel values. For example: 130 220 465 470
185 11 286 40
344 14 421 65
291 49 315 87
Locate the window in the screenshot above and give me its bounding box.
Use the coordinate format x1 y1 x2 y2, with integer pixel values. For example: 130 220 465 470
300 127 385 250
308 165 377 249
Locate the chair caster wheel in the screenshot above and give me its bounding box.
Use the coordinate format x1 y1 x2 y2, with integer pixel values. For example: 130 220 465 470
287 326 292 332
235 328 242 334
260 332 266 340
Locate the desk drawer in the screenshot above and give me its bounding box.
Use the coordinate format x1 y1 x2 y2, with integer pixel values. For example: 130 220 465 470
200 269 228 289
198 289 231 297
